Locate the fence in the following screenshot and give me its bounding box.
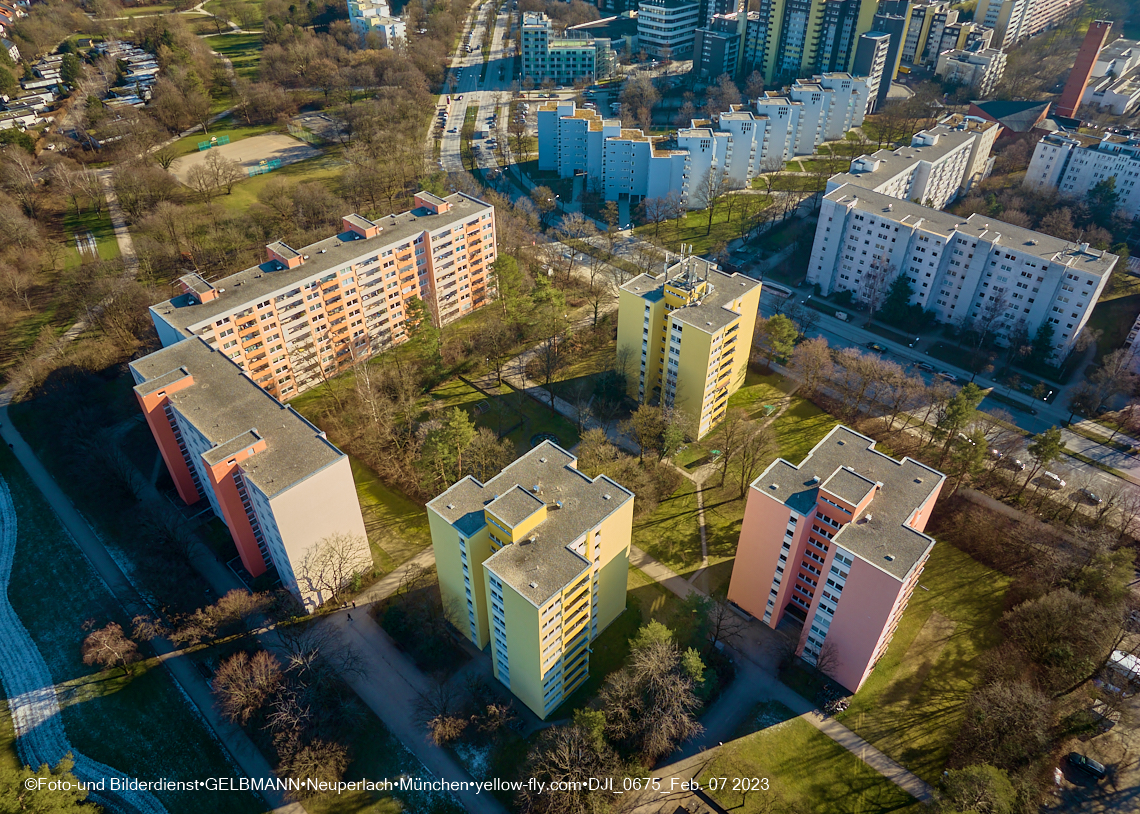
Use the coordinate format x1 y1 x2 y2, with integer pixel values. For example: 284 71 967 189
246 158 283 177
287 123 318 144
197 134 231 151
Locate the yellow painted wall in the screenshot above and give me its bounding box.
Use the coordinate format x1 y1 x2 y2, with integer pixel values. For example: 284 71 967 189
617 286 667 403
428 509 492 650
491 574 544 717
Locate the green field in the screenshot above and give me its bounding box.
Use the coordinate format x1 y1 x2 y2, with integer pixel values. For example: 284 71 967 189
1086 291 1140 362
63 205 121 267
634 195 773 256
168 120 279 158
208 32 264 81
352 457 433 574
0 444 261 814
700 702 919 814
836 541 1012 783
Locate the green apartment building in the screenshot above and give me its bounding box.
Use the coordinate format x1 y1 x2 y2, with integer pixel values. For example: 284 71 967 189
427 442 635 718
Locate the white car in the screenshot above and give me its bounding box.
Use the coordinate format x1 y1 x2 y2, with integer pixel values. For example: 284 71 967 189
1042 471 1066 488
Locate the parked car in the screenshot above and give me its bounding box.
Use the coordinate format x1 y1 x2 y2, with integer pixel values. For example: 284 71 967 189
936 371 958 382
866 342 886 353
915 361 935 372
1080 488 1103 505
1042 471 1066 488
956 432 976 445
1068 753 1107 780
1009 458 1026 471
989 448 1004 459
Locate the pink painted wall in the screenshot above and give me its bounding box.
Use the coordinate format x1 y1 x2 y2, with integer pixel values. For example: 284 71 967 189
135 378 199 505
204 440 269 578
908 480 944 532
728 486 793 622
822 559 904 692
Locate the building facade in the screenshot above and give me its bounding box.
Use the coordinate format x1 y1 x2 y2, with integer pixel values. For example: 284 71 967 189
693 14 742 79
617 256 762 438
521 12 616 84
130 337 370 611
346 0 405 44
826 114 1000 209
638 0 702 58
1083 36 1140 115
427 443 635 719
148 192 496 402
976 0 1081 50
537 76 867 206
935 48 1007 97
1025 131 1140 218
852 31 890 113
807 184 1116 360
727 425 945 692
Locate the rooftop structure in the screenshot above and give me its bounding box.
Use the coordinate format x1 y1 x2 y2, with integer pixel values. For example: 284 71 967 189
728 425 945 691
130 337 369 609
428 443 635 718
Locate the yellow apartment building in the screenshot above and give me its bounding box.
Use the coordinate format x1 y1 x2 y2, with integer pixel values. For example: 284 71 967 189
617 255 762 439
426 442 635 718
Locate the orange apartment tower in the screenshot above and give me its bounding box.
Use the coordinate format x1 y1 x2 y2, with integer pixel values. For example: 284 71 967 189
147 192 497 402
1056 20 1113 119
130 337 370 610
728 426 945 692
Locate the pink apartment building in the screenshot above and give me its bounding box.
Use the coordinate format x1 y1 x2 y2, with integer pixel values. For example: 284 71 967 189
130 336 370 611
728 426 945 692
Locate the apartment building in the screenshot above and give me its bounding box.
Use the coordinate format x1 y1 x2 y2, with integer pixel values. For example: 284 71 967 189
826 114 1000 208
933 21 993 57
427 442 635 719
1083 36 1140 115
813 0 880 74
346 0 405 44
617 255 762 438
935 48 1007 98
807 184 1117 360
852 31 890 113
693 14 742 79
521 12 616 84
538 77 867 207
1025 131 1140 218
727 425 945 692
899 0 949 64
148 192 496 402
130 337 370 611
976 0 1080 50
868 8 910 108
638 0 702 58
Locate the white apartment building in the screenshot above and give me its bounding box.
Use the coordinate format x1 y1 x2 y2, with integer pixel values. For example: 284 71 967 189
346 0 405 44
638 0 702 58
1025 131 1140 218
976 0 1079 49
935 48 1007 97
521 12 616 84
807 184 1116 359
826 114 1000 209
538 76 868 208
1082 40 1140 114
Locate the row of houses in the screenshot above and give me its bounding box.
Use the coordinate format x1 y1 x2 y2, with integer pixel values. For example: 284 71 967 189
537 73 870 208
96 40 159 108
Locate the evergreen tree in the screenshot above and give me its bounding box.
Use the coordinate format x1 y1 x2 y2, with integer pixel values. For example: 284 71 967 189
1029 321 1055 367
879 273 915 326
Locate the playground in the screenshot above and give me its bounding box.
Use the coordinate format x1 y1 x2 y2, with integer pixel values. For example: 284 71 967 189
170 132 322 184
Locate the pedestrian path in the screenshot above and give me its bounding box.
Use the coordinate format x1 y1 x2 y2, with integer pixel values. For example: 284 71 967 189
0 478 168 814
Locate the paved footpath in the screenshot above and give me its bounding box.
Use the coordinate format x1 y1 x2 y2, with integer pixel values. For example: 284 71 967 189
630 543 934 804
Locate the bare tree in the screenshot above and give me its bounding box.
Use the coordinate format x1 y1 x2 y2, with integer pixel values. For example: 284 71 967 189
295 532 373 609
212 650 284 725
81 622 139 675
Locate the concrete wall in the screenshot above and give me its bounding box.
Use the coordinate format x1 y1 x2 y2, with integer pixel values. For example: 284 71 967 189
822 556 903 691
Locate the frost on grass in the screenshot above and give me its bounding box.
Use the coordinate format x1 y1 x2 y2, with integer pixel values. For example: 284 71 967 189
453 741 492 781
0 478 169 814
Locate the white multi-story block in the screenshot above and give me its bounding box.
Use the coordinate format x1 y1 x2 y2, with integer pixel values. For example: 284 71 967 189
1082 41 1140 115
521 12 615 85
935 47 1007 98
346 0 405 44
638 0 702 58
807 184 1116 360
976 0 1079 49
1025 131 1140 218
826 114 999 208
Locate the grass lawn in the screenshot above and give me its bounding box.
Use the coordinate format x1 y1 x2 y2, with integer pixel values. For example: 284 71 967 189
207 32 264 81
634 198 772 256
835 541 1012 784
116 2 176 15
429 377 581 457
168 120 279 158
203 0 265 25
0 444 261 814
699 701 919 814
753 173 828 192
63 205 120 266
770 397 839 464
219 151 346 213
1085 291 1140 362
352 458 433 574
749 215 816 254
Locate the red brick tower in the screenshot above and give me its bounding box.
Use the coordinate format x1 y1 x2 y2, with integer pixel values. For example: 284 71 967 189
1056 20 1113 119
